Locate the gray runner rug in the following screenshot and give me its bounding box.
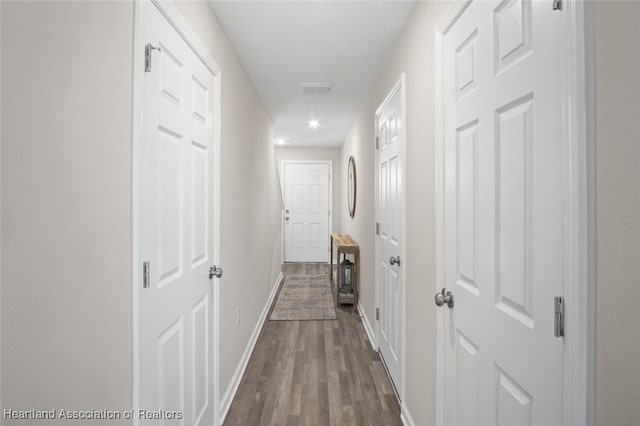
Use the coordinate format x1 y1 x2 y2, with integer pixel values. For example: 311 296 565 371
269 274 337 321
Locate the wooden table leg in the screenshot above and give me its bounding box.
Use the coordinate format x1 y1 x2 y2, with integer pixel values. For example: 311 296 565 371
354 249 359 308
330 235 333 281
336 247 341 307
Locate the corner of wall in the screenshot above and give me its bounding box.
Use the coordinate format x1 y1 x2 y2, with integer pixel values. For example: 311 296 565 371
0 0 3 412
582 3 596 425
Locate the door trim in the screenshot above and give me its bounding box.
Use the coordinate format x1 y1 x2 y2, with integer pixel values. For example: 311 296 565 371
132 1 222 424
433 1 593 425
281 160 333 263
374 74 407 402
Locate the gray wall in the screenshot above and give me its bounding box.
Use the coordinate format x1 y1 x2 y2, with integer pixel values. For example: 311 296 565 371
1 2 134 422
594 2 640 424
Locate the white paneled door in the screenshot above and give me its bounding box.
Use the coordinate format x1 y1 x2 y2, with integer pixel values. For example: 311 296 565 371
440 1 564 425
376 78 405 397
139 4 217 425
284 162 330 263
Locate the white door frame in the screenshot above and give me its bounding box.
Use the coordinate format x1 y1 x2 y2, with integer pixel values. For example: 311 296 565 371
434 1 594 425
281 160 333 263
132 1 222 424
374 74 407 402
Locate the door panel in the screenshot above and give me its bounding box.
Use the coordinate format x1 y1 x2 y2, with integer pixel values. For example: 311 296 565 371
284 163 330 262
157 128 184 288
456 333 478 426
376 81 404 396
158 318 185 420
497 367 533 426
191 296 210 423
379 262 389 343
442 1 564 425
191 142 208 266
140 4 216 425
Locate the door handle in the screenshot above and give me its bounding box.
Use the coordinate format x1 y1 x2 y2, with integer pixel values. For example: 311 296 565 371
389 256 401 266
285 217 290 221
434 288 454 308
209 265 223 279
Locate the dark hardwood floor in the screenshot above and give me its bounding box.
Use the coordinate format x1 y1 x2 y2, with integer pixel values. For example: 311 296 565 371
223 263 402 426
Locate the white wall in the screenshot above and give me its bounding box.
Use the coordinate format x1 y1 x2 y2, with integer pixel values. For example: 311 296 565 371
594 2 640 424
0 0 4 412
341 1 450 424
1 1 281 423
173 0 283 407
275 146 342 235
341 1 640 425
0 0 4 413
1 2 134 423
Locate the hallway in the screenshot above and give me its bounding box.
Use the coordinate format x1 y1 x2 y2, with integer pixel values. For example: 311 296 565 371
2 1 640 426
224 264 402 426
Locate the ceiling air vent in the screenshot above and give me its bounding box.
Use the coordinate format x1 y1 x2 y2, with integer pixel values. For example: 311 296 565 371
300 82 333 96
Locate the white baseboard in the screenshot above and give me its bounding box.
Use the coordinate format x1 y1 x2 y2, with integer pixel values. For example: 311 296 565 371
401 402 416 426
357 303 377 350
219 271 283 423
358 302 414 425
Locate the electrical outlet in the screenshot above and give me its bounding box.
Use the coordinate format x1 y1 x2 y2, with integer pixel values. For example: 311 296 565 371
236 308 240 327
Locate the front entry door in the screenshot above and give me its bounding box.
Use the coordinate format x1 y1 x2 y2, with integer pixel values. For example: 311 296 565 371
440 1 565 424
376 79 405 397
283 162 330 263
139 4 217 425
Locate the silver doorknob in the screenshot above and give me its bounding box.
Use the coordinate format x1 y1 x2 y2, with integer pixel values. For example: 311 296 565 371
209 265 223 279
285 217 290 221
389 256 401 266
434 288 454 308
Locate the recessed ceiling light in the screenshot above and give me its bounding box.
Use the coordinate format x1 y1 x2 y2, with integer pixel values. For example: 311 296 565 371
277 138 285 145
309 120 319 128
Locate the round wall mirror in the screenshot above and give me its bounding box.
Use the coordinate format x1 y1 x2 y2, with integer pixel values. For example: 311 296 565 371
348 156 357 218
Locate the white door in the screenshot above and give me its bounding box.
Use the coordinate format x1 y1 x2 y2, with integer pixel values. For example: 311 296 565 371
139 4 217 425
440 1 564 424
376 79 405 396
283 162 330 263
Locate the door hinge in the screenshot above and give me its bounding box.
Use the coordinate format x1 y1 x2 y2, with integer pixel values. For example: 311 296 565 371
554 296 564 337
376 136 380 150
376 307 380 320
376 222 380 235
145 43 162 73
552 0 561 10
143 261 151 289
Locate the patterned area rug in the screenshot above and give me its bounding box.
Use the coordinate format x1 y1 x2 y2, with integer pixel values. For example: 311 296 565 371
269 274 337 321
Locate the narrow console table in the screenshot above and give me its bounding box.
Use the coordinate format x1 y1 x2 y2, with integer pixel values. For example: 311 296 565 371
330 233 359 306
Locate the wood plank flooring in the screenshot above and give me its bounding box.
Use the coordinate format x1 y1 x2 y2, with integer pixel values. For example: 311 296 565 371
223 263 402 426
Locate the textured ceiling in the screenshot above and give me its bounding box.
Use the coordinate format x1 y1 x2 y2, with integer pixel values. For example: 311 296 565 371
208 0 417 147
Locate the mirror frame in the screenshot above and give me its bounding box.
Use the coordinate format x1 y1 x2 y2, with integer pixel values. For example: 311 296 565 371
348 156 357 218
